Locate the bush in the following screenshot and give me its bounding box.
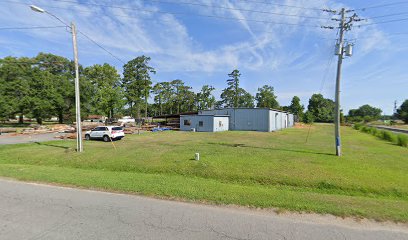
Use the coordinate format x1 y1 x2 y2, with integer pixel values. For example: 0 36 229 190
303 111 314 124
380 130 396 142
369 127 378 136
361 126 371 133
353 123 363 130
352 124 407 148
397 135 408 147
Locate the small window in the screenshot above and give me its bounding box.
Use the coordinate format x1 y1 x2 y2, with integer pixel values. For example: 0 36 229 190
219 121 222 127
112 127 123 131
199 121 203 127
184 119 191 126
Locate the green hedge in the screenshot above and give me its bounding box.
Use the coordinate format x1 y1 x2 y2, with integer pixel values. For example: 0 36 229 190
352 124 408 148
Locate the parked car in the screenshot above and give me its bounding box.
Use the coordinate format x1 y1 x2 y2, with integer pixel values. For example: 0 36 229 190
85 126 125 142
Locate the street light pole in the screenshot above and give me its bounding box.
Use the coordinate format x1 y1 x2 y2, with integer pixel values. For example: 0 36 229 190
71 22 83 152
30 5 83 152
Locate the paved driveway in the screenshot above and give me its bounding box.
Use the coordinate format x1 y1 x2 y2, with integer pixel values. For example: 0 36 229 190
0 133 66 145
0 179 407 240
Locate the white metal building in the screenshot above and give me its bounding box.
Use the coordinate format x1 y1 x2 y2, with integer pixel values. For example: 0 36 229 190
180 115 229 132
195 108 294 132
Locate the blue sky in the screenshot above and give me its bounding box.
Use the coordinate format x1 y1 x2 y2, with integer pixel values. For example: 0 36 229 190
0 0 407 114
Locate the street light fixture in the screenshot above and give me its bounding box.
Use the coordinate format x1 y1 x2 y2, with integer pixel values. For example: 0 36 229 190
30 5 83 152
30 5 45 13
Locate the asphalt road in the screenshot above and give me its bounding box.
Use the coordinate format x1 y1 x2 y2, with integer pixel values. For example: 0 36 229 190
0 133 65 145
0 180 407 240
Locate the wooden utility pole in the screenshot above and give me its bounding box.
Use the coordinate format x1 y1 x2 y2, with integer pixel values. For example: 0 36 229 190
322 8 363 156
334 8 346 157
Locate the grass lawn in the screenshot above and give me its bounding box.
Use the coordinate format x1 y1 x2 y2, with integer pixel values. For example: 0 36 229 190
0 124 407 222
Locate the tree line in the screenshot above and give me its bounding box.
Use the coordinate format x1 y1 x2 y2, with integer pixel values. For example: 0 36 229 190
1 52 406 124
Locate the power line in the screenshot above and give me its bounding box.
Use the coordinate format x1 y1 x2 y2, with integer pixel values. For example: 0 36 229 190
77 30 126 64
233 0 324 11
48 0 327 19
0 25 66 30
356 1 408 11
2 0 324 28
368 11 408 19
357 17 408 27
1 0 323 27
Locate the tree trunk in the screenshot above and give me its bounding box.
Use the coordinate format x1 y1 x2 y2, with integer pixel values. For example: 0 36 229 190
145 93 148 119
18 114 23 124
36 117 43 125
58 112 64 124
136 104 140 120
159 98 162 116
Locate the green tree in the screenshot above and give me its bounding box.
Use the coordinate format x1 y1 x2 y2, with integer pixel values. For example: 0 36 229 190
288 96 304 121
170 79 185 113
0 57 33 123
152 82 166 115
122 55 156 118
348 104 382 122
29 69 56 124
239 89 255 107
303 110 315 124
227 69 240 108
397 99 408 123
34 53 76 123
196 85 216 110
307 94 335 122
255 85 279 109
83 64 124 118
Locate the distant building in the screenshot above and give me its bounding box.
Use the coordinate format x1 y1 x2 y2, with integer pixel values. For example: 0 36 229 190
180 115 229 132
180 108 294 132
85 115 106 123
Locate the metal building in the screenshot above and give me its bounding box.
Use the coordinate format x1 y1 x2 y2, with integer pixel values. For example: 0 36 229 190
196 108 294 132
180 115 229 132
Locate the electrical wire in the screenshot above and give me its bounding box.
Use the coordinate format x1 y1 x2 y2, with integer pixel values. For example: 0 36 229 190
356 1 408 11
0 25 66 30
77 30 126 64
233 0 324 11
356 17 408 27
0 0 323 28
48 0 328 19
368 11 408 19
305 34 338 143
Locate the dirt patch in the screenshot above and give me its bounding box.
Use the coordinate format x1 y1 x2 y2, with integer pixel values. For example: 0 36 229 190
294 123 314 129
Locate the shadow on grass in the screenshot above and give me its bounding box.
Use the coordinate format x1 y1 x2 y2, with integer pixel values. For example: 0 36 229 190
207 142 335 156
34 142 71 150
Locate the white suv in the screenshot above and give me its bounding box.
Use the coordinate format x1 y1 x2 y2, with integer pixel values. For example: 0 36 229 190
85 126 125 142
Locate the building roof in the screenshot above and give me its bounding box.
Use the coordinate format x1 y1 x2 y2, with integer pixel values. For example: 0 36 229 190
152 111 198 119
199 108 292 114
180 114 229 117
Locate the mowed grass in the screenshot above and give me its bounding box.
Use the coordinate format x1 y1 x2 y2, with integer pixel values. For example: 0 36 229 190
0 124 407 222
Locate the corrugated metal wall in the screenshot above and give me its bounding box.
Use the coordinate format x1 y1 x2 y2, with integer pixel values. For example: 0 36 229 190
288 114 294 127
180 115 214 132
180 115 229 132
198 108 294 132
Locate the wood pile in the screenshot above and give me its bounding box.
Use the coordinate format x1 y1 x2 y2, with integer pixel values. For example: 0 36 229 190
0 128 17 133
166 118 180 128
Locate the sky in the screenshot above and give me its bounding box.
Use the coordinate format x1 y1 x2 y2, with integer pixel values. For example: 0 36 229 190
0 0 407 115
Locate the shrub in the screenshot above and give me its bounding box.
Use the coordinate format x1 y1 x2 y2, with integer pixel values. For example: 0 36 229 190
380 130 396 142
353 123 363 130
303 111 314 124
397 135 408 147
369 127 378 136
361 126 371 133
